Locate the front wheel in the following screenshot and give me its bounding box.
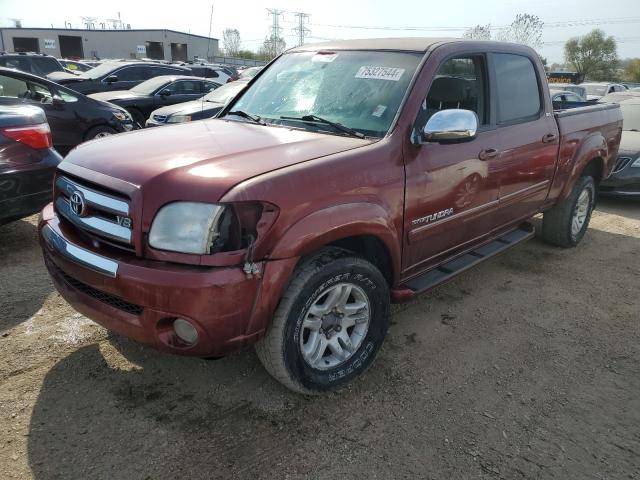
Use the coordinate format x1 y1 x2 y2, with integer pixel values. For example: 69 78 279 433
541 175 596 247
85 125 117 140
255 248 390 394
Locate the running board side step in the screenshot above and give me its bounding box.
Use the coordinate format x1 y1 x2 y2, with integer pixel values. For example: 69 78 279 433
401 223 534 294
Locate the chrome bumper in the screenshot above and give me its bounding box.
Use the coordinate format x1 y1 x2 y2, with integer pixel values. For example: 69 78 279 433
41 224 119 278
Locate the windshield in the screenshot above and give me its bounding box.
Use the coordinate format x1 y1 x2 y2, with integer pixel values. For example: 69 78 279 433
131 76 172 94
227 50 422 137
582 84 607 96
620 103 640 131
204 81 246 103
78 62 122 79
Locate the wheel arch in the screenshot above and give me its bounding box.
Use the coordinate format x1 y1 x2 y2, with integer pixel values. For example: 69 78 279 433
558 131 607 203
269 202 401 287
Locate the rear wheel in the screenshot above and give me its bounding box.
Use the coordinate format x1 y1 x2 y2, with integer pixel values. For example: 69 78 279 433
255 247 390 394
85 125 117 140
541 175 595 247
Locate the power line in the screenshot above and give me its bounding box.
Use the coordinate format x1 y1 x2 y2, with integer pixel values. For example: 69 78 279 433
292 12 311 46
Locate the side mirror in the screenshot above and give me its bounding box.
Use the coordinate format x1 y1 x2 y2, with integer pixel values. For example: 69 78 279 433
159 89 171 97
422 109 478 144
105 74 118 83
52 95 65 106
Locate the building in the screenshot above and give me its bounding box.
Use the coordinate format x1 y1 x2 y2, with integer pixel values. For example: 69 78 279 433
0 27 219 62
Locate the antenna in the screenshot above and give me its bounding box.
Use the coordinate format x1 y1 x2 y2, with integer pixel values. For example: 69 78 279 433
292 12 310 46
81 16 97 29
206 4 214 62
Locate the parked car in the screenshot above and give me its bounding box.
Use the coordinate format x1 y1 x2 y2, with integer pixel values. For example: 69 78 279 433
549 89 588 109
597 93 640 198
580 82 627 101
548 82 586 99
89 75 221 126
0 105 62 225
39 38 622 394
239 66 262 79
146 79 248 127
0 52 68 77
180 62 233 83
50 61 192 95
0 67 135 154
58 59 93 73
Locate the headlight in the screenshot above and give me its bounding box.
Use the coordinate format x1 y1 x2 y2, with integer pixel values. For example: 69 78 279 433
113 111 130 122
631 156 640 168
149 202 226 254
167 114 192 124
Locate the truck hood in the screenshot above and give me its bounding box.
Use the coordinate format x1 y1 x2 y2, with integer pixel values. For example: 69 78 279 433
63 118 374 202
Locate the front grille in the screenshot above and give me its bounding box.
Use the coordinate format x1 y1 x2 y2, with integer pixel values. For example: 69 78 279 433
153 114 167 122
47 258 143 316
613 157 632 173
54 175 133 251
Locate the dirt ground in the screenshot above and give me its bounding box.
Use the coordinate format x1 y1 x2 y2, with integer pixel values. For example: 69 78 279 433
1 199 639 480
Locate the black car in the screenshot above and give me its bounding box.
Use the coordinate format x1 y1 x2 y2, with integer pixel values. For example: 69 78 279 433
0 67 135 155
51 61 192 95
599 94 640 198
89 75 221 126
0 52 68 77
146 79 248 127
0 104 62 225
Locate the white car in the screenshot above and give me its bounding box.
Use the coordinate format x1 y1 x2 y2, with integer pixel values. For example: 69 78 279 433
580 82 627 101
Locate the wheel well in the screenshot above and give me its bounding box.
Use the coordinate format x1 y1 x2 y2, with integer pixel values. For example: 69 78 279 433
326 235 393 284
581 157 604 184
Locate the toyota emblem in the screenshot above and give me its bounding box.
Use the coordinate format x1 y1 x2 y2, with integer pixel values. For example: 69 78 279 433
69 191 86 216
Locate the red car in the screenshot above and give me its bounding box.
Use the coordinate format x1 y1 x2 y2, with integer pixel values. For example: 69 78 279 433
39 39 622 393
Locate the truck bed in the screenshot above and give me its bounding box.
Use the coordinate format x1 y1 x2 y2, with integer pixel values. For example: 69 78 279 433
554 102 621 137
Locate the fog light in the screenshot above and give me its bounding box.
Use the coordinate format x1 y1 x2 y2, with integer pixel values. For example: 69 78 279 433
173 318 198 345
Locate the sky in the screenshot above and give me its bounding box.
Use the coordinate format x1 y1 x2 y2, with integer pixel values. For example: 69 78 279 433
1 0 640 63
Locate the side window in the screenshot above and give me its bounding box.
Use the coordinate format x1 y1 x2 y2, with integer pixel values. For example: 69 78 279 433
204 81 218 93
0 74 30 98
493 53 541 124
114 66 148 82
31 57 61 75
565 93 581 103
168 80 201 94
424 55 487 124
0 57 31 73
58 89 79 103
206 69 219 79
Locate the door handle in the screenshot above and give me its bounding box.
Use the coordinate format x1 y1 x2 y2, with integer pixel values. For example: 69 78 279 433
478 148 498 161
542 133 557 143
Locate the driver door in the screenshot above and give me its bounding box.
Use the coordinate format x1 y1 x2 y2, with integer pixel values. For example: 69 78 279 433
403 53 502 276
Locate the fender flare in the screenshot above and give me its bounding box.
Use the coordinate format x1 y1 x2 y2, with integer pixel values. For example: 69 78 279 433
269 202 402 282
559 131 607 202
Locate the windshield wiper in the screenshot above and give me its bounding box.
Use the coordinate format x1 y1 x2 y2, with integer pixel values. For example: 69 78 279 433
227 110 265 125
280 114 365 139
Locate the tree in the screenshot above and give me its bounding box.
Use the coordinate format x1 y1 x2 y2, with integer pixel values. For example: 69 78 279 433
259 35 286 60
223 28 241 57
564 29 618 81
498 13 543 50
463 24 492 41
624 59 640 82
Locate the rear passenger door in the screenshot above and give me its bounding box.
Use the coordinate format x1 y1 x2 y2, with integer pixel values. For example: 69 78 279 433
488 52 559 225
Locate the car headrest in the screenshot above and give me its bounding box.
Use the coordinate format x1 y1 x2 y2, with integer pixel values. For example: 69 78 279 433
428 76 469 103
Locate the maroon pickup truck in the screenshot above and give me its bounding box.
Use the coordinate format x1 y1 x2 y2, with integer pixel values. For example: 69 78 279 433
39 39 622 394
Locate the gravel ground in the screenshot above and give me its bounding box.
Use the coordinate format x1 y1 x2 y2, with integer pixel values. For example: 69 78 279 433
1 199 639 480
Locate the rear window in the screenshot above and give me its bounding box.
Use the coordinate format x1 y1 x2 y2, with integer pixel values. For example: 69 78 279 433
494 53 541 124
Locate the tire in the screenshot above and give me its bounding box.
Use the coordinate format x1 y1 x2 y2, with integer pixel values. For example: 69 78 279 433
541 175 596 247
126 108 145 127
85 125 117 140
255 247 390 395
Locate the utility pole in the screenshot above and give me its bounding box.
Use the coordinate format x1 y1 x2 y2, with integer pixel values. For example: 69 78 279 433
266 8 284 55
292 12 310 46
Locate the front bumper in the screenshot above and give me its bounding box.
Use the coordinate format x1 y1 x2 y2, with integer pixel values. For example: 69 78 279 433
600 164 640 198
39 204 298 357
